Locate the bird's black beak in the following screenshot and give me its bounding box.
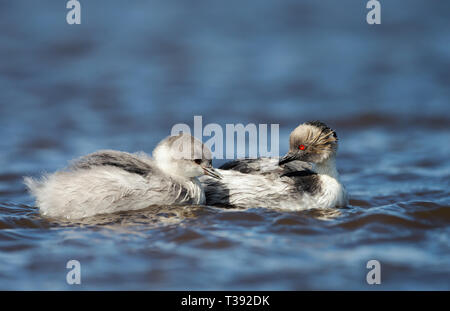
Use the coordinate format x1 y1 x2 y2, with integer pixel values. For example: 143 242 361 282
202 166 223 179
278 152 296 165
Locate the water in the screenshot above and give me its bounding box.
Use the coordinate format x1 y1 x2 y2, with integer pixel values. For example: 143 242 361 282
0 0 449 290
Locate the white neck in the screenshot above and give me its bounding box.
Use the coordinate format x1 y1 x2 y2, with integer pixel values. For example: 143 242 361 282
314 156 339 179
155 159 205 204
313 156 348 207
153 144 187 180
154 160 191 184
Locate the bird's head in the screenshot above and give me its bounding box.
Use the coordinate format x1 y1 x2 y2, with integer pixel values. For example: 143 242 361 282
153 133 222 179
279 121 338 166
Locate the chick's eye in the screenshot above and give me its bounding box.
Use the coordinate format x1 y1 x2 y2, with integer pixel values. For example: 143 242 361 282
194 159 202 165
298 144 305 150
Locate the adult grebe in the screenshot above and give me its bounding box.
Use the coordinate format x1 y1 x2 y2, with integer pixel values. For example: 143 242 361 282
200 121 348 210
25 133 222 219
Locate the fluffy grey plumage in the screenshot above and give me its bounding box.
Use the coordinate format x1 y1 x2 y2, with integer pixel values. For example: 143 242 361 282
24 133 221 219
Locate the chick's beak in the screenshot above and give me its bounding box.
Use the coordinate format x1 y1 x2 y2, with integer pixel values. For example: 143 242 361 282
202 166 223 179
278 152 297 165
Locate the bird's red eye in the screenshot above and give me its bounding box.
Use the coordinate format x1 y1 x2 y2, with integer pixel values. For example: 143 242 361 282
299 144 305 150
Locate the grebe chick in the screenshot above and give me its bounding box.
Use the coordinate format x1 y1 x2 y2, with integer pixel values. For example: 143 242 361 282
201 121 348 210
25 133 222 219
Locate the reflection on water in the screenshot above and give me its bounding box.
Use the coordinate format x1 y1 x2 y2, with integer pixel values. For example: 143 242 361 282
0 0 449 290
52 205 213 228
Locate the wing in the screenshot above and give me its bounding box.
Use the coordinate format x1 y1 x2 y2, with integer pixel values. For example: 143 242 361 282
219 158 313 177
281 169 322 196
219 158 265 174
70 150 154 176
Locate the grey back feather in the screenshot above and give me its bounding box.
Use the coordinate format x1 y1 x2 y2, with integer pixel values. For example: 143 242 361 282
70 150 154 176
219 158 312 177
